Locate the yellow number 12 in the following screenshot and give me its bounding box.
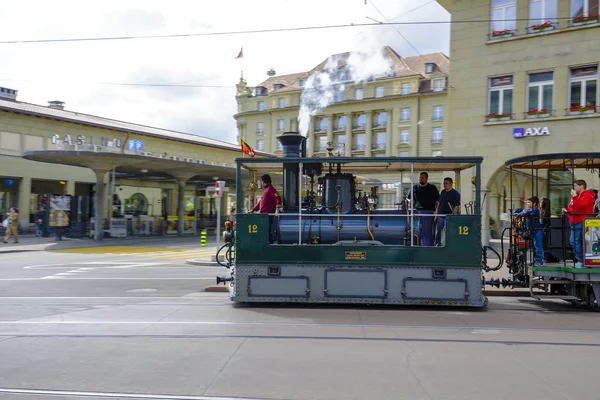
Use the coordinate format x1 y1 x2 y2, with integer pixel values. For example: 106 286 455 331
458 226 469 235
248 224 258 233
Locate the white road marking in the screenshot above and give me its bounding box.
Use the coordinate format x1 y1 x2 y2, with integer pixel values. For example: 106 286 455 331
0 387 264 400
23 261 167 270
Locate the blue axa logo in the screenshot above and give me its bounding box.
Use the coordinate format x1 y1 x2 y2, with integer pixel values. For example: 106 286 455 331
513 128 524 138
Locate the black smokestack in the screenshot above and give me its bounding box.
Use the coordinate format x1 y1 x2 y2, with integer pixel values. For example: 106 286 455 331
277 132 305 212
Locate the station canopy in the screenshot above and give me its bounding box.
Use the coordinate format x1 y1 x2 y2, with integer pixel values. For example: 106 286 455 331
23 150 237 186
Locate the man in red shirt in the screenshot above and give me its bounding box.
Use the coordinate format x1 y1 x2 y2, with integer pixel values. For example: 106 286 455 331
251 174 282 214
562 179 596 267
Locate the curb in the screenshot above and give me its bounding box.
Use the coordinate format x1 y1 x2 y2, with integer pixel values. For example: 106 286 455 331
0 249 44 254
204 285 230 292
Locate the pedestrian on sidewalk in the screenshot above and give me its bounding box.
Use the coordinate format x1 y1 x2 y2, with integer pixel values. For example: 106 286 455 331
3 207 19 243
35 206 45 237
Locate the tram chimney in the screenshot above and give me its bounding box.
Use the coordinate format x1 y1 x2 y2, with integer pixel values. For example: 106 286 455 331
276 131 305 212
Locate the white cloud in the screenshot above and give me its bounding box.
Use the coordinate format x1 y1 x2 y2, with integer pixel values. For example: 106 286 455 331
0 0 449 143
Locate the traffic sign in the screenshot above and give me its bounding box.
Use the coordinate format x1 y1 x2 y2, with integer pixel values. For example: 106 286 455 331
215 181 221 197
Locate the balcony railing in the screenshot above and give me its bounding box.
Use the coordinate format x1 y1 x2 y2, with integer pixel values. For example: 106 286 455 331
352 124 366 130
527 21 557 34
371 143 386 150
523 109 554 119
432 115 443 121
566 105 598 116
485 112 514 122
352 144 366 151
373 122 387 128
432 138 443 144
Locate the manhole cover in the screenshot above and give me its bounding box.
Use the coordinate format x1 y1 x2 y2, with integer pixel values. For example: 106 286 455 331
127 288 158 293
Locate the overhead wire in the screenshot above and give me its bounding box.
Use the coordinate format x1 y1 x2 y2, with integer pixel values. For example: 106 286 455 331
0 17 575 45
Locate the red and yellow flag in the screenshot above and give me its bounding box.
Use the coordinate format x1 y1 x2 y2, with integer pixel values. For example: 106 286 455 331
240 139 255 158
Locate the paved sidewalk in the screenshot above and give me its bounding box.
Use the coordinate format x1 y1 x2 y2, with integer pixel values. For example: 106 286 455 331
0 234 218 257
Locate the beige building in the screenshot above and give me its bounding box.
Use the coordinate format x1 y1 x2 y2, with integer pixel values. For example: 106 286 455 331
439 0 600 241
234 47 451 206
0 92 267 237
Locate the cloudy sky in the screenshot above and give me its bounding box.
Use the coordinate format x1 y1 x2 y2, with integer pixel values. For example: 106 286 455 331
0 0 450 144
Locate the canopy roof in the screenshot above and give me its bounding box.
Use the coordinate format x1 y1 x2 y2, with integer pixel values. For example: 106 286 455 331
505 153 600 170
238 156 482 174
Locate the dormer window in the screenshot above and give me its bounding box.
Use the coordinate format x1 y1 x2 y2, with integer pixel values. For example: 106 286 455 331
256 87 264 96
299 79 306 88
274 83 283 90
338 71 348 81
425 63 435 74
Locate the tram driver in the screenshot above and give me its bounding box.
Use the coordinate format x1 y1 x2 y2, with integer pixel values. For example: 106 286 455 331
406 172 439 246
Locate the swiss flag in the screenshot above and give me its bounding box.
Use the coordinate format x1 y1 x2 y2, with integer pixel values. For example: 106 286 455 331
235 47 243 59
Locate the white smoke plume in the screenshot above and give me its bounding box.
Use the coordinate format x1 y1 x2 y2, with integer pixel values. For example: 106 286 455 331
297 28 396 137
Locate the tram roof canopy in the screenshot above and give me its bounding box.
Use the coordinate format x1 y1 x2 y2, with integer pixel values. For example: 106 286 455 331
505 153 600 170
238 156 482 174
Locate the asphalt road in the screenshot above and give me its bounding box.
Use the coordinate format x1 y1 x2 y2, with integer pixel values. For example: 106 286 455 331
1 250 600 400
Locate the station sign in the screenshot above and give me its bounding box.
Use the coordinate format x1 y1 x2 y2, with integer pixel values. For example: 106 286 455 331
51 134 123 148
127 140 145 151
513 127 551 139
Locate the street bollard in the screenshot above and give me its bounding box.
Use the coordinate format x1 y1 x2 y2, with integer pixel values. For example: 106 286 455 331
200 230 207 247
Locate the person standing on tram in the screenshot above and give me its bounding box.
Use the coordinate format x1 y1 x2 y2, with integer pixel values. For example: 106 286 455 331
406 172 439 246
434 177 460 247
562 180 596 268
514 196 544 266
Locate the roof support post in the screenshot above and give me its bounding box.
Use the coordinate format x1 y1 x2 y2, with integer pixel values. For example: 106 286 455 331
177 179 187 236
93 170 108 241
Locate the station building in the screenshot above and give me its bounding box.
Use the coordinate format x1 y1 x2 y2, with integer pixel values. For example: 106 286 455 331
0 90 269 239
437 0 600 242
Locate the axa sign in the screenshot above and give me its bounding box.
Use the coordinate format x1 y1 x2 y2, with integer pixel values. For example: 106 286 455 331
513 127 551 139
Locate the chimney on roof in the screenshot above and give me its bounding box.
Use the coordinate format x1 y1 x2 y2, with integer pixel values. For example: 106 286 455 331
267 69 276 76
48 100 65 110
0 87 18 101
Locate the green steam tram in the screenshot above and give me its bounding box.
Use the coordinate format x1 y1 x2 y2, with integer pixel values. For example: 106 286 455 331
217 131 488 307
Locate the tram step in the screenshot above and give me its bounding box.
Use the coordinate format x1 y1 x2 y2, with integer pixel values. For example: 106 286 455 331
533 295 579 300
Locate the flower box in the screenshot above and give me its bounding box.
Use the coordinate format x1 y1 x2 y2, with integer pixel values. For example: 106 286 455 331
572 14 600 25
568 105 596 115
526 108 551 118
529 21 555 32
486 112 511 122
490 29 514 39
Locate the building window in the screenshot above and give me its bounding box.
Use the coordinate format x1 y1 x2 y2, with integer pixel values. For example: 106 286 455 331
352 133 366 151
398 151 409 157
432 150 442 157
278 98 285 108
257 140 264 151
571 0 599 20
355 88 364 100
375 111 387 127
425 63 434 74
400 129 410 143
274 84 283 90
491 0 517 33
336 115 347 130
256 87 264 95
527 71 554 112
400 108 411 121
433 106 443 120
488 75 513 115
353 114 366 129
258 101 264 111
335 90 344 102
335 134 346 151
299 79 306 88
529 0 557 28
432 79 445 92
432 128 443 143
317 117 328 132
375 86 384 98
338 71 348 81
569 66 597 109
278 119 285 131
257 122 264 134
373 132 386 150
401 83 411 95
316 136 328 152
277 142 283 151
